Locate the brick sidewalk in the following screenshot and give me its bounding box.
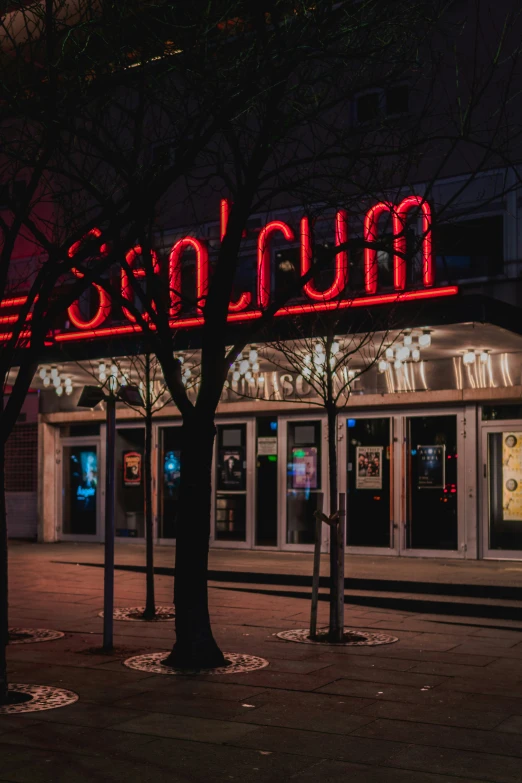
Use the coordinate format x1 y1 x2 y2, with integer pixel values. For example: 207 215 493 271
2 542 522 782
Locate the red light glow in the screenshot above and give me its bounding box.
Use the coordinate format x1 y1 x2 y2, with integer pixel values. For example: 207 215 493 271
121 246 160 322
67 228 111 330
300 211 349 301
169 237 209 316
258 221 294 308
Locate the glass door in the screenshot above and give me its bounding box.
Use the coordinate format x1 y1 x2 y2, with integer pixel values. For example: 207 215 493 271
481 424 522 559
60 439 102 541
115 426 145 539
212 420 254 547
343 416 395 552
404 412 462 554
282 417 327 549
158 425 182 541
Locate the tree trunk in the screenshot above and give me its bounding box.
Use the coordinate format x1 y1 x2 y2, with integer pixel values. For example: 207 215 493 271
164 412 225 669
0 438 8 704
327 405 343 642
142 356 155 620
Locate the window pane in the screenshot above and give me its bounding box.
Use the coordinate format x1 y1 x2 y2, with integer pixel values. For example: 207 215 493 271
347 418 391 547
406 415 458 550
216 424 247 541
286 420 321 545
256 417 278 546
63 445 98 535
488 431 522 551
115 428 145 538
159 426 182 539
356 92 380 123
434 216 503 280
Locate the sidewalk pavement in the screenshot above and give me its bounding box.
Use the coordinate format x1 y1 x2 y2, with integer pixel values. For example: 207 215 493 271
2 542 522 782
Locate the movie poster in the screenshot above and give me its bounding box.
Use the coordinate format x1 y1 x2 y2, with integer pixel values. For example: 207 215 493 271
123 451 142 486
218 448 245 490
292 446 318 490
417 445 445 489
502 432 522 521
356 446 383 489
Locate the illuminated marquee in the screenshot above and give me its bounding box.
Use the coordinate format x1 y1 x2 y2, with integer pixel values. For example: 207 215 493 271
0 195 457 343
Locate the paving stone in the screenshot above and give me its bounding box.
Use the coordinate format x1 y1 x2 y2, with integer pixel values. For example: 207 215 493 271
0 722 156 757
358 700 508 730
288 758 486 783
317 679 463 704
353 717 522 758
230 724 405 763
495 715 522 734
230 701 375 734
112 710 259 743
386 743 522 782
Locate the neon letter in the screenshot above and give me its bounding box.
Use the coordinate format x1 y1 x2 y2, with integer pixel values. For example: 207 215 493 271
363 202 393 295
394 195 433 288
169 237 208 316
257 221 294 308
121 246 160 322
300 211 348 300
67 228 111 329
220 198 251 311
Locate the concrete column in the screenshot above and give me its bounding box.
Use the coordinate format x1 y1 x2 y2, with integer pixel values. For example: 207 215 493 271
37 419 58 542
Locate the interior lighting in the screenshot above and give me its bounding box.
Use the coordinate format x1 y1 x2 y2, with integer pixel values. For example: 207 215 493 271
418 329 431 348
378 360 389 373
50 367 58 379
385 347 394 360
463 350 476 366
232 370 240 381
404 333 413 346
39 367 48 380
411 348 421 362
332 341 340 354
43 376 50 387
479 351 489 364
394 359 402 370
397 345 410 362
55 385 63 396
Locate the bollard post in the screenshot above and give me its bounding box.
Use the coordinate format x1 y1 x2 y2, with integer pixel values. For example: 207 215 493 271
310 493 323 640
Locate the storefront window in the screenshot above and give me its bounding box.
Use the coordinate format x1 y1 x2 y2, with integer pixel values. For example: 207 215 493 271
406 415 458 550
62 445 98 535
159 426 182 539
115 428 145 538
215 424 247 542
347 417 392 547
488 431 522 551
286 420 321 545
256 417 278 546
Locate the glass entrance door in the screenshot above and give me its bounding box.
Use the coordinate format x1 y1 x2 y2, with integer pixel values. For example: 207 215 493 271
482 425 522 558
404 413 460 552
345 416 394 551
61 440 101 540
213 421 254 547
283 418 325 548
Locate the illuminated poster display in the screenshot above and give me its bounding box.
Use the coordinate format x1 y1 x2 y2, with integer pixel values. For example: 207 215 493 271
218 449 245 490
417 445 445 489
502 432 522 521
292 446 318 490
72 449 98 514
123 451 142 486
356 447 383 489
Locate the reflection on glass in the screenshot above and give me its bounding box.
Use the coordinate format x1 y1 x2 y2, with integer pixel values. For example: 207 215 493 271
406 415 458 550
488 431 522 551
286 421 321 544
159 427 182 539
347 418 391 547
115 428 145 537
63 445 98 535
256 416 278 546
215 425 247 542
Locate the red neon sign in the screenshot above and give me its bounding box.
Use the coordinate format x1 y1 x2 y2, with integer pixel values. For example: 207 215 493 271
2 194 450 345
121 246 160 322
300 211 348 301
364 196 433 293
67 228 111 330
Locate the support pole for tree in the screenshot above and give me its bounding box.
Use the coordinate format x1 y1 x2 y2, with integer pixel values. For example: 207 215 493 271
103 395 116 652
143 353 155 619
0 439 8 704
310 493 323 640
337 493 346 638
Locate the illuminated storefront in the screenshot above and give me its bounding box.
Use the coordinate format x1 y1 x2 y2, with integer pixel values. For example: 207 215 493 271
5 179 522 560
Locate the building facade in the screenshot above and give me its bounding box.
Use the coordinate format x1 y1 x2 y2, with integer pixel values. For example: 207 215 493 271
9 166 521 562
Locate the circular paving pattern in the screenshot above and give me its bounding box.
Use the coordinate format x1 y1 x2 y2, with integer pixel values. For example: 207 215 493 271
8 628 65 645
99 607 175 622
0 684 79 715
276 628 399 646
123 651 269 676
